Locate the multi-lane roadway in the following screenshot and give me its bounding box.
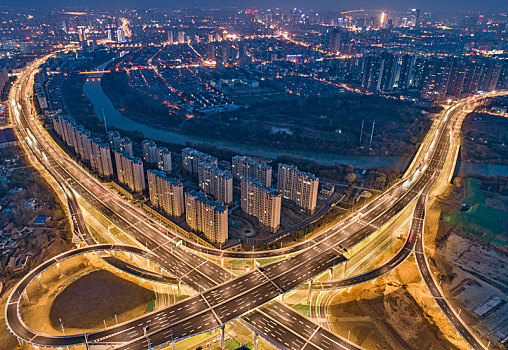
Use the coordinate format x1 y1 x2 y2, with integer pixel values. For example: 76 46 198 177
5 54 498 349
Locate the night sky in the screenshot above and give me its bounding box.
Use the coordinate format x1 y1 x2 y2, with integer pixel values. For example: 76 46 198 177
1 0 507 13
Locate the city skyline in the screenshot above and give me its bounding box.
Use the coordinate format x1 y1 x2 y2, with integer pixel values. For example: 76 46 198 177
1 0 507 13
0 3 506 350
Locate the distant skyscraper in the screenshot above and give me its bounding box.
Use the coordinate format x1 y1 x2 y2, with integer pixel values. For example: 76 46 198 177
409 57 427 90
497 61 508 91
277 164 319 213
117 27 126 43
396 54 415 91
167 30 173 44
462 62 483 95
421 59 452 101
147 170 184 217
78 26 87 42
362 54 384 91
410 9 421 27
207 43 217 60
447 60 467 98
329 29 343 53
177 31 185 44
185 191 228 244
378 52 397 92
107 26 114 41
478 60 502 92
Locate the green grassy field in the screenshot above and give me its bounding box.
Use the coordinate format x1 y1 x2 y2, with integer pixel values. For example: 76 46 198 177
292 303 311 317
444 178 507 246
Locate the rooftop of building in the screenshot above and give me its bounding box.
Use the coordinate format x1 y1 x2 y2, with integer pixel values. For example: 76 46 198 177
148 169 182 186
182 147 217 159
241 177 280 197
199 162 232 178
232 155 271 169
278 163 318 180
185 190 227 212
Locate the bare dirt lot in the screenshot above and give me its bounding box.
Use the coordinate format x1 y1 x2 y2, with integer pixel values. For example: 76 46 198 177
49 269 154 329
430 182 508 346
327 256 468 350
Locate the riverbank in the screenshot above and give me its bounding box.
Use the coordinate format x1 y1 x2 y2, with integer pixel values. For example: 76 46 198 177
83 76 411 170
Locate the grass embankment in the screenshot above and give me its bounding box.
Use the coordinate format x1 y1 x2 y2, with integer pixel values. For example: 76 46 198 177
444 178 507 246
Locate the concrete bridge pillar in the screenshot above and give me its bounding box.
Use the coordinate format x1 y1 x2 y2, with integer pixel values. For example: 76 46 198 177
329 267 333 279
56 262 62 276
221 325 225 350
254 333 259 350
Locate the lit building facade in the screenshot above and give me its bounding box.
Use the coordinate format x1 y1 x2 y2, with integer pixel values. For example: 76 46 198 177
147 169 184 217
241 177 281 232
198 163 233 205
181 148 218 174
277 163 319 213
185 191 228 244
232 155 272 187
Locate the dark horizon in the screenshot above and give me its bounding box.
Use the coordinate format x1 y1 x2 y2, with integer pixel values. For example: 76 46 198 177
1 0 507 14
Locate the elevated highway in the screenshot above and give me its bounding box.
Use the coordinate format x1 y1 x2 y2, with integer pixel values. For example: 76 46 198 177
6 53 500 349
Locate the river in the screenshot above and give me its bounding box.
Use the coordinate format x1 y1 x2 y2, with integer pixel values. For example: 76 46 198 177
84 78 508 176
456 161 508 177
83 78 413 170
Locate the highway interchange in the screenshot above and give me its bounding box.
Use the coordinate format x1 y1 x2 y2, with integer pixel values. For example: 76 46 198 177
4 54 501 349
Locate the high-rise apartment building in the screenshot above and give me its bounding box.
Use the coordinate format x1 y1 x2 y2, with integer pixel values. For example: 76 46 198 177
462 62 483 95
421 59 452 101
90 137 114 178
52 115 112 179
181 148 218 174
147 170 184 217
107 131 121 151
395 54 415 91
232 155 272 187
185 191 228 244
478 60 502 92
177 31 185 44
446 60 467 98
156 147 172 173
114 151 145 192
119 137 133 157
117 27 126 43
198 163 233 205
142 140 158 164
241 177 281 232
362 54 384 91
277 163 319 213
